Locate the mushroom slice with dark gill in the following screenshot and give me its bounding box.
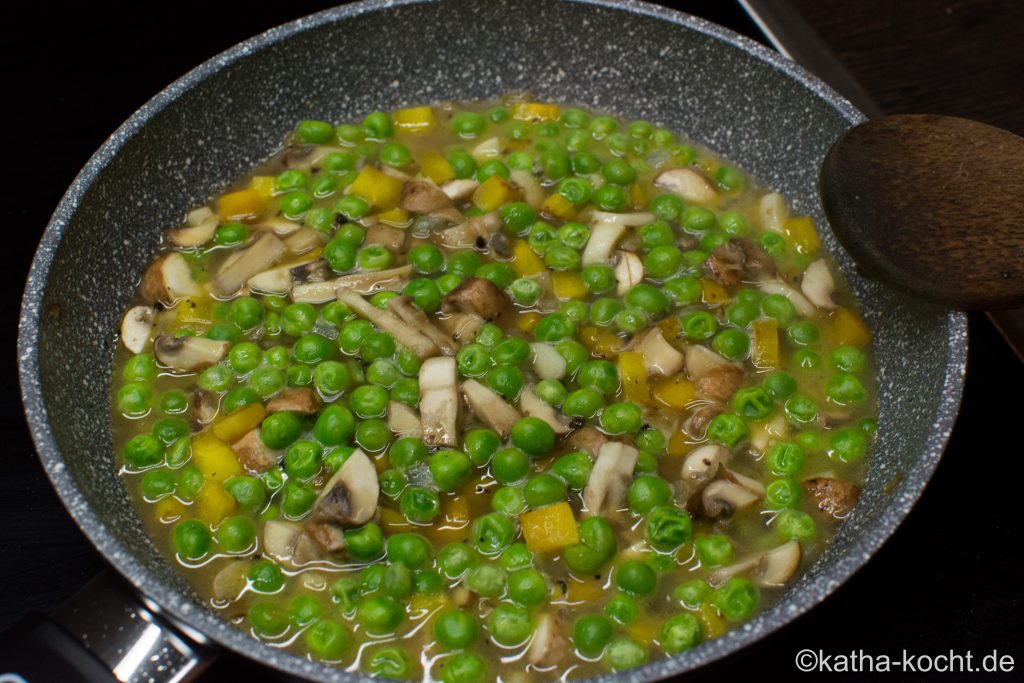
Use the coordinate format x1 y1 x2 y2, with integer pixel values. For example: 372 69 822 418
653 167 718 204
635 328 685 377
419 357 460 447
732 237 776 280
266 387 319 414
800 258 838 310
708 540 801 587
388 296 459 355
304 521 347 553
140 252 202 306
568 426 607 457
443 276 512 323
462 379 522 439
440 179 480 202
290 264 414 304
400 178 452 213
519 385 571 435
311 448 379 527
802 476 860 518
154 334 229 373
583 441 639 515
612 250 644 295
700 466 765 518
193 389 220 425
694 363 745 403
682 402 725 440
165 214 218 248
230 428 279 472
262 520 321 568
684 344 735 380
759 279 815 317
703 241 745 287
212 232 287 297
365 223 407 253
439 212 501 249
338 289 439 360
247 258 330 296
680 443 732 490
120 305 155 354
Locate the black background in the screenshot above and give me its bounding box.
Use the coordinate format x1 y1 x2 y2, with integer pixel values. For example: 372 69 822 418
1 2 1021 681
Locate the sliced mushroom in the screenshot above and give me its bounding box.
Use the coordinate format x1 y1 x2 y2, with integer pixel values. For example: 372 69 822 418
653 167 717 204
400 178 452 213
292 264 414 303
337 289 439 360
749 413 788 454
588 210 657 227
583 442 639 515
704 242 745 287
212 560 253 601
681 444 732 489
438 311 486 344
186 206 215 226
528 613 568 669
311 449 379 527
732 237 777 280
428 206 467 227
759 278 816 318
462 379 522 439
530 342 567 380
441 179 480 202
166 216 218 248
758 192 788 233
262 520 321 568
389 296 459 355
519 386 571 435
154 334 229 373
708 540 801 587
695 364 745 402
509 170 545 209
255 217 303 236
212 233 287 297
800 258 837 310
802 477 860 518
230 428 279 472
388 400 423 438
266 387 319 414
366 223 407 253
581 219 628 266
613 250 644 296
568 427 607 457
471 136 502 160
284 227 329 254
439 212 502 249
682 403 725 440
701 466 765 517
684 344 735 380
140 253 201 306
120 305 155 354
443 277 512 322
304 521 347 553
193 389 219 425
419 357 460 447
248 258 330 295
637 328 685 377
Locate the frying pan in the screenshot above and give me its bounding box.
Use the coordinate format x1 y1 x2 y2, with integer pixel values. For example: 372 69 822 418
14 0 966 680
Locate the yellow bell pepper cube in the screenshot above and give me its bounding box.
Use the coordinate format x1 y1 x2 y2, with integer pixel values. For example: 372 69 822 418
652 375 696 409
542 192 577 220
248 175 276 199
701 278 730 305
473 175 516 211
410 592 449 622
191 432 243 483
629 182 647 210
511 102 561 122
379 507 412 536
431 495 472 546
154 498 186 524
627 615 661 644
376 208 411 226
217 188 266 220
552 271 587 299
783 216 821 255
697 603 727 639
175 297 215 327
657 315 681 342
517 312 543 334
421 152 455 185
520 502 580 552
829 307 872 347
751 319 780 369
618 351 651 404
347 166 404 210
212 403 267 444
579 325 624 358
393 106 436 132
667 431 692 458
511 240 546 276
195 483 237 526
565 577 606 603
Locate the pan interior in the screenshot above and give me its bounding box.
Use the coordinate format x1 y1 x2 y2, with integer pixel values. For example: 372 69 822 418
21 0 964 679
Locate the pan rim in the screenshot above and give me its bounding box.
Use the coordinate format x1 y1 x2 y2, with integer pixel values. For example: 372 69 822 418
17 0 968 680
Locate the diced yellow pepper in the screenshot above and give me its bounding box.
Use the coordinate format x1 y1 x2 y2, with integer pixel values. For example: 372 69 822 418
829 307 872 347
751 319 780 369
697 603 727 639
629 182 647 210
195 483 236 525
564 577 606 603
421 152 455 185
652 375 696 409
542 192 577 220
393 106 436 133
657 315 681 342
520 502 580 552
783 216 821 255
410 592 449 622
175 297 215 327
154 498 186 524
217 188 266 220
618 351 651 404
517 312 543 334
430 495 472 545
511 240 546 276
249 175 276 199
552 271 587 299
473 175 516 212
212 404 267 444
376 208 411 226
379 507 412 535
579 326 624 358
347 166 404 210
667 431 692 458
191 432 243 483
511 102 561 122
627 614 661 644
701 278 730 305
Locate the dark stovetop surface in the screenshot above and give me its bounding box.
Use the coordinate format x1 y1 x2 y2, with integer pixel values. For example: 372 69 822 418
1 2 1021 681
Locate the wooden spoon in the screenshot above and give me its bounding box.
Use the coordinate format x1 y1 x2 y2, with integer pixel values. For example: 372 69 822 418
819 114 1024 309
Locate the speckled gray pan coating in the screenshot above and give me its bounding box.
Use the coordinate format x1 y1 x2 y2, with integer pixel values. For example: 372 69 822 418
18 0 966 680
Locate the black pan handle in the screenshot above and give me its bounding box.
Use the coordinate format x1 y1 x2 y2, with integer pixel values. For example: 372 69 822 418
0 571 216 683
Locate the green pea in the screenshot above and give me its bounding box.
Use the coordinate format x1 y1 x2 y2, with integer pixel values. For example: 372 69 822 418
563 388 604 419
720 211 750 236
122 354 157 383
176 465 204 500
173 520 211 560
381 562 414 600
507 568 548 607
485 365 524 401
826 374 868 405
765 478 802 508
636 429 666 454
358 244 394 271
555 339 589 374
766 442 806 476
369 647 412 678
712 577 759 621
681 206 717 233
248 602 289 637
580 264 615 294
707 413 748 447
589 297 623 327
475 262 516 289
661 613 703 654
123 434 164 469
389 437 428 470
625 283 668 315
469 513 517 557
535 379 567 407
379 468 407 500
510 417 555 457
491 447 530 485
695 535 734 567
784 394 819 425
523 474 567 509
314 405 355 446
289 595 323 626
761 294 797 325
408 243 445 275
350 384 389 419
430 450 472 492
682 311 717 341
572 615 613 658
732 386 773 419
400 486 441 523
831 345 867 374
281 479 317 519
615 560 656 597
664 276 702 305
224 476 266 510
616 307 650 334
215 516 256 553
215 222 247 246
829 427 868 462
324 238 357 273
604 637 647 672
644 245 683 280
486 603 533 647
465 563 508 598
439 651 487 683
355 418 391 452
323 447 354 474
117 382 152 417
159 390 188 415
600 402 644 435
713 328 751 361
674 579 710 608
345 523 385 562
284 440 322 481
260 411 302 449
438 543 478 580
763 371 797 400
452 112 487 137
492 486 526 516
386 532 433 569
362 111 393 139
565 517 617 574
627 476 672 515
358 596 404 635
140 469 176 500
435 609 479 649
552 452 593 490
498 201 536 235
447 149 477 179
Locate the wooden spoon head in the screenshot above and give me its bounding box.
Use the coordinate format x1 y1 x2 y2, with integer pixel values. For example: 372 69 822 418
820 115 1024 309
